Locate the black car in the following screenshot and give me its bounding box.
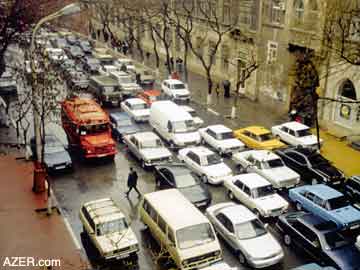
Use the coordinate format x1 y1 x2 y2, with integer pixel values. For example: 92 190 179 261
277 211 360 270
344 176 360 204
275 147 345 187
109 112 141 142
154 164 212 208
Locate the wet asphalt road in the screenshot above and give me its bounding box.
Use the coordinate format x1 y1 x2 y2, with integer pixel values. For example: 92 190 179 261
51 101 311 270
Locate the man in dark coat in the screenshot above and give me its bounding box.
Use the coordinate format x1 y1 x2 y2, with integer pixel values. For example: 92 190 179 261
125 167 141 197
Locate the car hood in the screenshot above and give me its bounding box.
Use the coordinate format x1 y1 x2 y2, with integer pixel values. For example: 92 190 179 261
44 150 71 166
297 135 321 146
140 147 172 160
132 109 150 117
173 89 190 96
330 206 360 226
206 163 232 178
262 167 300 183
96 229 138 253
82 134 114 147
219 139 245 148
240 233 282 259
314 164 343 179
180 185 210 204
260 139 285 150
326 245 360 270
116 125 140 135
254 194 288 211
174 132 200 143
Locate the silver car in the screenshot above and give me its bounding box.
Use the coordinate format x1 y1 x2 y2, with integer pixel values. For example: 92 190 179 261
206 202 284 268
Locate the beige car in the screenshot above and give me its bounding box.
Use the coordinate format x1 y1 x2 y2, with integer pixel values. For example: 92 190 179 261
79 198 139 263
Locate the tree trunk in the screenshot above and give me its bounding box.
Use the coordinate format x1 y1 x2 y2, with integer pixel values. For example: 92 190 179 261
165 45 172 75
183 44 189 84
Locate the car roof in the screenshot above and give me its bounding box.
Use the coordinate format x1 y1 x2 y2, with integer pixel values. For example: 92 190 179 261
285 147 316 157
126 98 146 105
133 131 159 141
241 126 271 135
144 189 209 230
164 79 184 84
245 150 280 161
220 204 256 224
231 173 271 188
84 198 125 224
90 75 118 86
282 121 310 131
207 124 232 133
109 112 131 121
303 184 343 200
187 146 215 156
156 164 191 176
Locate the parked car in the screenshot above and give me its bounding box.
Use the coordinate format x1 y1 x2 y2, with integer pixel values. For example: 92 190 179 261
199 125 245 156
180 105 204 128
121 98 150 122
275 147 345 187
232 150 300 189
79 198 139 263
66 70 89 90
137 89 163 106
29 134 72 172
78 40 92 54
178 146 232 185
99 65 120 75
224 173 289 218
344 176 360 204
277 211 360 269
83 57 101 75
88 75 122 107
109 112 141 142
123 132 172 168
206 202 284 268
154 164 211 208
291 263 336 270
114 58 136 73
132 67 155 85
65 45 84 59
45 48 68 64
161 79 190 103
65 35 78 45
289 184 360 230
109 71 142 98
233 126 285 150
272 121 323 150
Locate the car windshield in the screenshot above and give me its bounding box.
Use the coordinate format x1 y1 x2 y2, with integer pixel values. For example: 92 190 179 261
308 154 328 166
324 231 351 249
257 133 273 142
205 153 222 166
132 103 147 110
263 158 284 169
117 119 132 126
176 173 199 188
173 83 185 89
79 124 109 135
97 218 128 236
297 128 312 137
217 131 234 140
326 196 349 210
141 139 163 148
252 185 275 198
176 223 215 249
44 136 64 153
172 120 196 133
236 219 267 240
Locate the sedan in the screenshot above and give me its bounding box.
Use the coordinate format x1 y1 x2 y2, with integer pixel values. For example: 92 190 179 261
154 164 211 208
109 112 141 142
206 202 284 268
121 98 150 122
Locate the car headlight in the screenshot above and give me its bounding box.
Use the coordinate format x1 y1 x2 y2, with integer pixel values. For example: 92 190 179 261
131 244 139 250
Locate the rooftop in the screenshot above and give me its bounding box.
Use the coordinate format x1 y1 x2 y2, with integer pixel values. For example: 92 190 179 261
90 75 118 86
231 173 271 189
220 204 256 224
187 146 214 156
243 150 280 161
242 126 271 135
282 121 310 131
126 98 147 105
302 184 343 200
62 98 109 123
207 124 232 133
84 198 125 224
133 131 159 142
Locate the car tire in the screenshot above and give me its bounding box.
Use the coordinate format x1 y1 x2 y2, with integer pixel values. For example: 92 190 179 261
237 251 247 265
311 178 318 185
202 174 208 184
228 190 234 200
284 234 292 246
295 202 302 211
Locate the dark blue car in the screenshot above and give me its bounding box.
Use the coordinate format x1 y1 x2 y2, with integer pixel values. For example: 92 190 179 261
109 112 140 142
277 211 360 270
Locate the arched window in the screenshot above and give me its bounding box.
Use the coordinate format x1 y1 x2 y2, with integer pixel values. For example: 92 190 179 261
294 0 304 20
340 79 357 100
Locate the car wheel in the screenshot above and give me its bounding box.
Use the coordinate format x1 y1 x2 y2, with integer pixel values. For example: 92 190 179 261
228 190 234 200
295 202 302 211
237 251 247 265
202 174 208 184
284 234 292 246
311 178 318 185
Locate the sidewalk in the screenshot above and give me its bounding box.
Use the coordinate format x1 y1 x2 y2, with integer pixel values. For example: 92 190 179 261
0 155 89 270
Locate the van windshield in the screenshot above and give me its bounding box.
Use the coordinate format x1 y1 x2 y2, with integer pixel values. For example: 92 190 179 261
97 218 128 235
79 124 109 135
172 120 197 133
176 223 215 249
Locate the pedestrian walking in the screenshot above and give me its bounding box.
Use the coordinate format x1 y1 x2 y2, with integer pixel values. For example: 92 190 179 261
125 167 141 197
215 83 220 98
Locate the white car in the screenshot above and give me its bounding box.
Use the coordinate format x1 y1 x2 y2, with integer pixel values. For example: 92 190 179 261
206 202 284 268
178 146 233 185
115 58 136 73
79 198 139 262
123 132 172 168
271 121 323 150
180 105 204 128
199 125 245 156
45 48 68 63
121 98 150 122
109 71 142 97
98 65 120 75
232 150 300 189
224 173 289 218
161 79 190 102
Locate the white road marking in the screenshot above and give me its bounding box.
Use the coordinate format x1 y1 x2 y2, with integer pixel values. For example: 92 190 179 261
207 108 220 116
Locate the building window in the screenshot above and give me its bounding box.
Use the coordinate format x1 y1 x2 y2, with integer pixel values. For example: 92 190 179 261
223 0 232 25
267 41 278 64
341 79 357 100
336 79 359 124
349 17 360 41
271 0 285 24
294 0 304 21
222 45 230 71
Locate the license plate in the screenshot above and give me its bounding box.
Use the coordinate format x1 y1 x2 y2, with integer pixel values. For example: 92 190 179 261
116 253 129 259
56 165 66 170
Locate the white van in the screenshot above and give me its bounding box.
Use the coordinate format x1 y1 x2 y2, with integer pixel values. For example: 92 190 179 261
150 101 201 147
139 189 222 270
